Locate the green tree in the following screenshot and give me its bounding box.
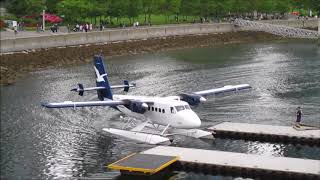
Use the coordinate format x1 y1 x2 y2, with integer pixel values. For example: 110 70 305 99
94 0 111 24
299 0 320 16
157 0 170 22
158 0 181 22
256 0 275 17
7 0 45 16
142 0 163 24
310 0 320 16
199 0 210 18
109 0 128 22
180 0 200 17
230 0 251 17
274 0 290 14
57 0 88 22
170 0 181 22
210 0 234 20
45 0 60 14
127 0 142 23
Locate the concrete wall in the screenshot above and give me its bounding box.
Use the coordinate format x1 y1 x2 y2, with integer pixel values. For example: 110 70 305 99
0 23 234 53
0 20 317 53
147 27 167 38
318 19 320 45
261 19 318 28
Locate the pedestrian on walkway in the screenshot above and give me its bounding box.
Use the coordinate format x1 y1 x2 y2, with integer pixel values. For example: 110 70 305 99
79 24 83 32
295 106 302 127
36 24 40 32
13 25 18 35
85 23 89 32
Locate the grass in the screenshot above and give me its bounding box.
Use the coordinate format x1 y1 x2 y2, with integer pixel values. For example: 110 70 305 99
78 14 199 27
24 27 37 31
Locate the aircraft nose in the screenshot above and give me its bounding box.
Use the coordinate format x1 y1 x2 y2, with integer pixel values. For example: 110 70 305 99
192 114 201 128
184 111 201 128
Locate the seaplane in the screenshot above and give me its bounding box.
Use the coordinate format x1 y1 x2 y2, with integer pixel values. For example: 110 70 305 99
42 55 251 145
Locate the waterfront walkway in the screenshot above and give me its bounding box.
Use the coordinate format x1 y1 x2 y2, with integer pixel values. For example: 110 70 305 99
0 29 67 40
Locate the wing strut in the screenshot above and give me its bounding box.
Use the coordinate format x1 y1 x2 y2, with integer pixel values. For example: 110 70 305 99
161 124 170 136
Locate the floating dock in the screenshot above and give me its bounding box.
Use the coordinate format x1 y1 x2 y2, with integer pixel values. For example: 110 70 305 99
108 153 179 175
208 122 320 146
141 146 320 179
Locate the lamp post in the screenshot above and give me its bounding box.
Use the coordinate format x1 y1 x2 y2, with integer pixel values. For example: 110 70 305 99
42 9 45 31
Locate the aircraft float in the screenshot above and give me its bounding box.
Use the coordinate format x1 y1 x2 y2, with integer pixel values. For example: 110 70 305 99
42 55 251 145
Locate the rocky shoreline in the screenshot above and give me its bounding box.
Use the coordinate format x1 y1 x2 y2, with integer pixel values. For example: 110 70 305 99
0 31 280 86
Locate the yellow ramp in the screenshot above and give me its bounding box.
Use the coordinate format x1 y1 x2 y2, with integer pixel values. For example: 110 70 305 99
108 153 179 175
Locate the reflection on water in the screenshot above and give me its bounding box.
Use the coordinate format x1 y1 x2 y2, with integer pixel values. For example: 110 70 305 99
1 40 319 179
247 142 285 157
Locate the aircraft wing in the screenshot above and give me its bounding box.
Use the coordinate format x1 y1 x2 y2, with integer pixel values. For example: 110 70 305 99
193 84 251 97
176 84 251 105
42 100 125 108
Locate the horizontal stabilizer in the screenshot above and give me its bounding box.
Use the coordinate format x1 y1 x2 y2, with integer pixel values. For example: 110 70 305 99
71 83 105 96
103 128 172 145
194 84 251 97
110 83 136 91
71 81 136 96
42 100 124 108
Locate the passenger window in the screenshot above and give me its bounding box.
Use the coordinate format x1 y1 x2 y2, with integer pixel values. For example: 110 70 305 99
162 109 165 113
170 107 175 114
159 108 161 112
155 107 158 112
152 107 154 111
148 106 150 111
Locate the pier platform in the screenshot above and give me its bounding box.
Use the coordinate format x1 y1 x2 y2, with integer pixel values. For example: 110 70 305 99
142 146 320 179
208 122 320 146
108 153 178 175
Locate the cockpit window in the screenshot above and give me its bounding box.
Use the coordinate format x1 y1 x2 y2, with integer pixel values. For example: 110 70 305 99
185 105 191 110
175 106 185 112
170 107 175 114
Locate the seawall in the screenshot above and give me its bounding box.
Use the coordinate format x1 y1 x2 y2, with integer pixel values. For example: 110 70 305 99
0 23 234 53
1 19 318 54
260 19 318 29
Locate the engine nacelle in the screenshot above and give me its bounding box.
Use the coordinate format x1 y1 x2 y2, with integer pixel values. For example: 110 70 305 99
125 100 148 114
179 93 206 106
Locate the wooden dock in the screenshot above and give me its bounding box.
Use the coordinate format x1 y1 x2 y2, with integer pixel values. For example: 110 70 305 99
141 146 320 179
208 122 320 146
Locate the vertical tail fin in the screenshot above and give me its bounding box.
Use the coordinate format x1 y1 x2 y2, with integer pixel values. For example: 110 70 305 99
93 55 113 100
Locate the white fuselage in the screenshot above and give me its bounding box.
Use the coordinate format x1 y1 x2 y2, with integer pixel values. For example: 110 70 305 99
113 95 201 129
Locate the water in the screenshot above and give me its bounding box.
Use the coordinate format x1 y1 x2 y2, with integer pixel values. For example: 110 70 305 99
1 40 319 179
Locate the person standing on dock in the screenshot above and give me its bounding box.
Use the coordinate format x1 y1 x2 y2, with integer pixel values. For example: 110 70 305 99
295 106 302 127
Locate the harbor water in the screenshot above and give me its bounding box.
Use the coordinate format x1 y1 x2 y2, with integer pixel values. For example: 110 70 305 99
1 40 319 179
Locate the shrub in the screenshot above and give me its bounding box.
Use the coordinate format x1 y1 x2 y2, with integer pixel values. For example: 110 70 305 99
1 14 19 21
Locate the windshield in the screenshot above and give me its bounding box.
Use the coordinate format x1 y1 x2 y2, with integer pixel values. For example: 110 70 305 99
175 105 185 112
185 105 191 110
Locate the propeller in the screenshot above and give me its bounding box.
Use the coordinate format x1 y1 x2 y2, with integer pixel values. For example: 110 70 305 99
70 83 84 96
